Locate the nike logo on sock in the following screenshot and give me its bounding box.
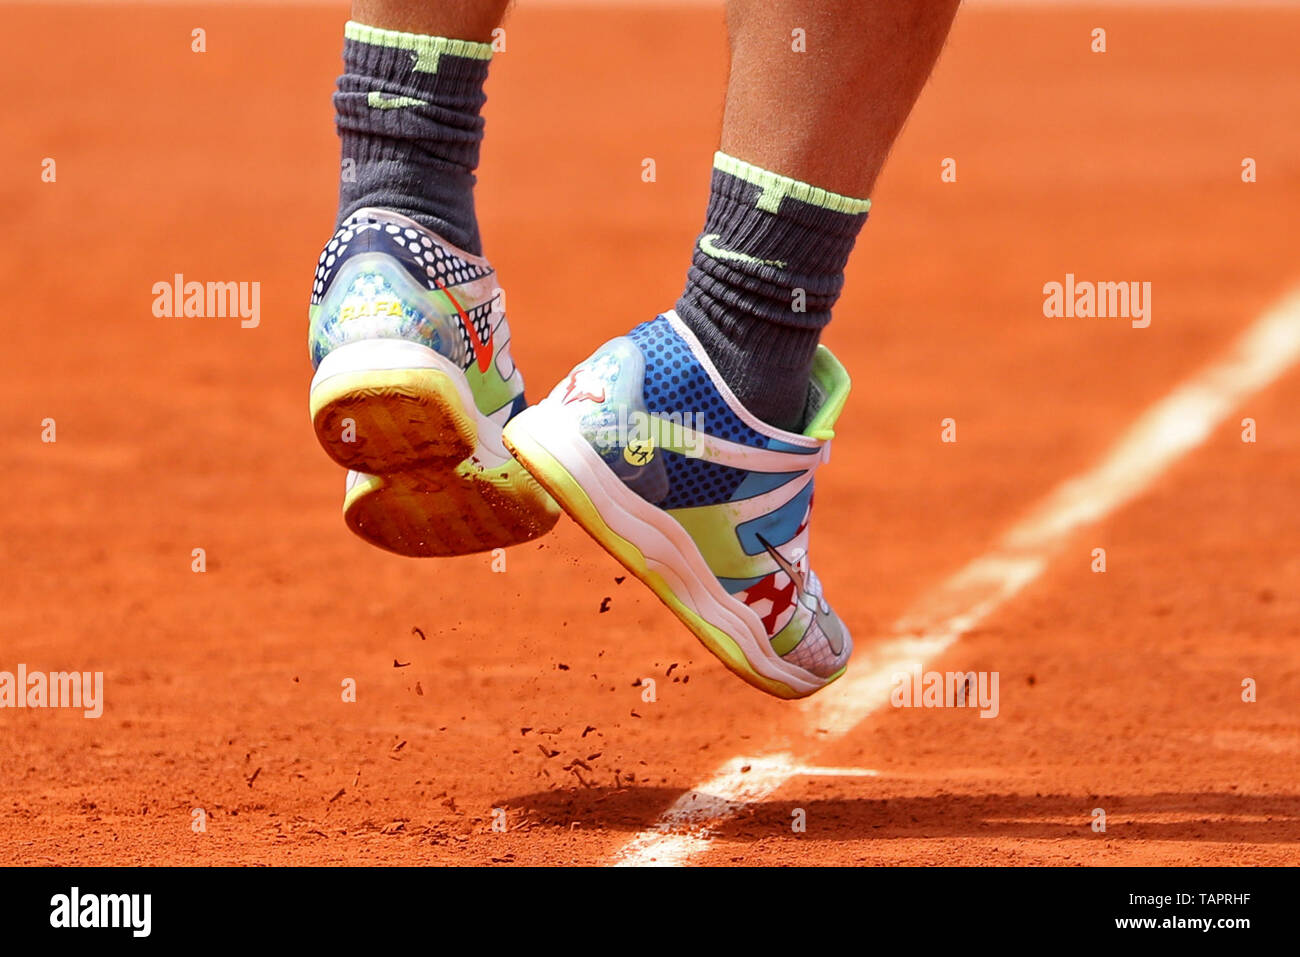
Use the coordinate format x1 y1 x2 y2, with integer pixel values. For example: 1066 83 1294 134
698 233 787 270
367 92 429 110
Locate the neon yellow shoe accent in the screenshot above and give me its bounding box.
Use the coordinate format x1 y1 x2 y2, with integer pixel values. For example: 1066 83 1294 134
768 611 808 657
803 346 852 441
344 21 492 73
462 354 518 420
502 422 845 700
712 150 872 216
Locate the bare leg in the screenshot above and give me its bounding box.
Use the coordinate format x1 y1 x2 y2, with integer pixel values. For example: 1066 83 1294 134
722 0 960 198
351 0 511 41
670 0 960 429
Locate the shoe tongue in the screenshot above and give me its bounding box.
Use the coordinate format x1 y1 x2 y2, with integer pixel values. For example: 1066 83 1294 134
800 345 851 440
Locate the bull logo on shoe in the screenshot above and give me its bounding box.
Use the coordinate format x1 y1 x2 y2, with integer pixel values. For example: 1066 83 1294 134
562 365 608 406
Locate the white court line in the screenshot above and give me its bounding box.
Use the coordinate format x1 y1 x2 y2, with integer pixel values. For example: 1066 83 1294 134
613 755 880 865
614 285 1300 867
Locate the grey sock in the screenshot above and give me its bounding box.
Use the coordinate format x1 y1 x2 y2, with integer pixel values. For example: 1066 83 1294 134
333 22 493 254
674 152 871 431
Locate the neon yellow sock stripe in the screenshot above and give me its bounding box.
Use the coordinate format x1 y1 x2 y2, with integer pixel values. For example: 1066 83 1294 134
367 92 429 110
344 21 493 73
713 151 872 216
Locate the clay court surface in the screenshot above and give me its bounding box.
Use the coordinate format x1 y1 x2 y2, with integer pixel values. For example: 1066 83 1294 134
2 1 1299 866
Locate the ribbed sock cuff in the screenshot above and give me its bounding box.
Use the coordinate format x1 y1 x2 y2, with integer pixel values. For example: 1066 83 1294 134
674 152 870 429
342 21 492 96
679 151 870 332
333 22 493 252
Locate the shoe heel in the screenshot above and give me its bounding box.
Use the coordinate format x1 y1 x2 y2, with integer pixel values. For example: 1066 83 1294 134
309 340 478 474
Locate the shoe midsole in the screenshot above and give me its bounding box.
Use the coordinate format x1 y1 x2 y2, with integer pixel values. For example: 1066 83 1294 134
510 402 824 694
310 338 509 468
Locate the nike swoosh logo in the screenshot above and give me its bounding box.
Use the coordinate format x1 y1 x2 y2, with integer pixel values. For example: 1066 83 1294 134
755 533 844 655
434 276 493 374
698 233 786 270
367 92 429 110
757 533 808 594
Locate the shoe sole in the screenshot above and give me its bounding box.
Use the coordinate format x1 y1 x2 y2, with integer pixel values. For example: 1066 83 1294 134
311 370 475 475
311 340 559 556
343 464 557 557
503 403 842 699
